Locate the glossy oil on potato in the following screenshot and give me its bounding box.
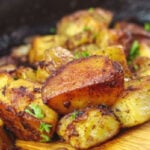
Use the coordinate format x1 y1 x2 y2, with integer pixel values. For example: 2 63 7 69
42 56 124 114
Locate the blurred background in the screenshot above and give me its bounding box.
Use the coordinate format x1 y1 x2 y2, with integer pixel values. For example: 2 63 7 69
0 0 150 55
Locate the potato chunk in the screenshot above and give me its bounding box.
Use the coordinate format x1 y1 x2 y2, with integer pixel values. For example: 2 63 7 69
0 73 58 142
112 76 150 128
42 56 124 114
57 8 113 36
57 106 120 149
29 35 66 63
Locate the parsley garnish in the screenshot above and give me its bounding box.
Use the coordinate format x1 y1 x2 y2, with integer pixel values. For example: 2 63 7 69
25 104 44 119
39 122 52 133
128 40 140 63
49 27 56 34
74 51 90 59
144 23 150 32
71 111 79 119
40 134 51 142
133 64 139 71
83 26 91 32
88 7 94 13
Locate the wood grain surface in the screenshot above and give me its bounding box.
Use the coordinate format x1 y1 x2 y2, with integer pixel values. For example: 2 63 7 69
93 121 150 150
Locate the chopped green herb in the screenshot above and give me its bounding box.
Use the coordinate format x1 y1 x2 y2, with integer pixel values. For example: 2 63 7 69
40 134 51 142
83 26 91 32
49 27 56 34
128 40 140 63
13 76 18 80
71 111 79 119
39 122 52 133
74 51 90 59
25 104 44 119
144 23 150 32
133 64 139 71
88 7 94 13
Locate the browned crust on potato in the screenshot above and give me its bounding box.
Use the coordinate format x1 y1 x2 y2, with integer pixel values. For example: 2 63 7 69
42 56 124 114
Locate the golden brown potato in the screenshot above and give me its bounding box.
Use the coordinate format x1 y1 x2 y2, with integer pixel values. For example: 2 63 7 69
0 119 14 150
138 41 150 58
29 35 66 63
64 31 96 50
112 76 150 128
130 57 150 77
96 29 133 57
13 66 37 82
16 140 76 150
74 45 130 77
0 73 58 142
57 8 113 36
42 56 124 114
57 106 120 149
35 47 74 83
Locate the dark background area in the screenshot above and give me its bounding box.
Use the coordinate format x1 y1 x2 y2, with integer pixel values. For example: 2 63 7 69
0 0 150 55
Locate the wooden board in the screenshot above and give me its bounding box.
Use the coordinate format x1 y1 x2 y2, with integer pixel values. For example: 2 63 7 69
93 121 150 150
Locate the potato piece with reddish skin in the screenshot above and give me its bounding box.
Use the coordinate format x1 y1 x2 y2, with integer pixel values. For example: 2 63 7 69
42 56 124 114
57 106 120 149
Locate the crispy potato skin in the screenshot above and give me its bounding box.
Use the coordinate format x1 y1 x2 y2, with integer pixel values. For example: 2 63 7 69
57 106 120 149
112 76 150 128
57 8 113 36
42 56 124 114
0 73 58 142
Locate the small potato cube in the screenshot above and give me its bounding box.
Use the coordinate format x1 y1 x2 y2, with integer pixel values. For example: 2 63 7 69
29 35 66 63
57 106 120 149
42 56 124 114
113 76 150 128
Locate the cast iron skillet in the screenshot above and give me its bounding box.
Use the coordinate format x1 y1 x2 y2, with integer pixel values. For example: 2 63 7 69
0 0 150 56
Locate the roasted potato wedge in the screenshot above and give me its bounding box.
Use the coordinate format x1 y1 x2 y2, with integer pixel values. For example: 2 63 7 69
57 8 113 36
0 119 14 150
16 140 76 150
113 76 150 128
0 73 58 142
29 35 66 63
57 106 120 149
42 56 124 114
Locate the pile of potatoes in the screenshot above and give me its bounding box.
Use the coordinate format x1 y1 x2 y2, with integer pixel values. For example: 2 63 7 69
0 7 150 150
